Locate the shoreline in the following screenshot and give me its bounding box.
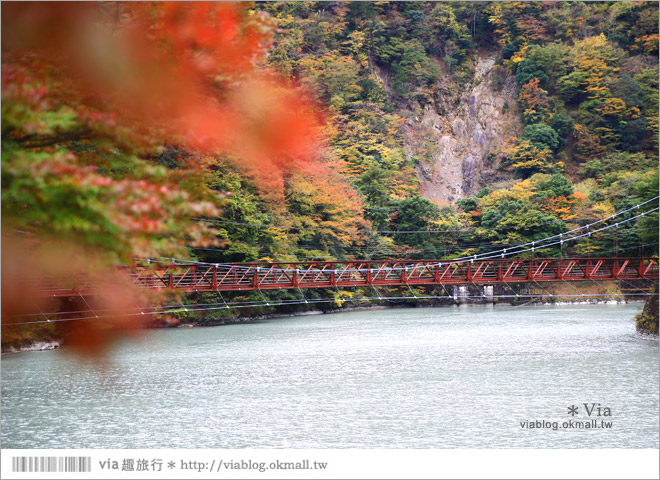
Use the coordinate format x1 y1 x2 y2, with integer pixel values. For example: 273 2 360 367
160 297 645 328
2 299 649 355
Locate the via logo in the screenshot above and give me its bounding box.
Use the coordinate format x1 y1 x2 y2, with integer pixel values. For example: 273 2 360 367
583 403 612 416
568 403 612 416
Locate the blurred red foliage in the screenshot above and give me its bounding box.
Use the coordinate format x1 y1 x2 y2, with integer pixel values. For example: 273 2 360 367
1 2 325 357
3 2 324 168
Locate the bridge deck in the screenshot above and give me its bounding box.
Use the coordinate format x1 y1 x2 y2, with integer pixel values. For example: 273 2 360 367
41 257 659 297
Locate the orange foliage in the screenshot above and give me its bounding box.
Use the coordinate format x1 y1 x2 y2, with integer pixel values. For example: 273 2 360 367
518 78 552 124
538 195 578 221
516 15 548 43
633 34 659 55
570 192 588 201
287 161 370 247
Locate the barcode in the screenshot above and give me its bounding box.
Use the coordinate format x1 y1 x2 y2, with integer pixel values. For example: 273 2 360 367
11 456 92 473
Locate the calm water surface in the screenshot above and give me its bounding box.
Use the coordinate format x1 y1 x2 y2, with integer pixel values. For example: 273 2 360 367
2 303 658 448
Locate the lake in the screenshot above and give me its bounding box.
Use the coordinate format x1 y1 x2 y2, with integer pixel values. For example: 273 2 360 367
2 303 657 448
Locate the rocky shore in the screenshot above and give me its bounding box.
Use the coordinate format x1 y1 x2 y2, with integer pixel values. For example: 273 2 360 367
635 283 659 337
1 340 61 355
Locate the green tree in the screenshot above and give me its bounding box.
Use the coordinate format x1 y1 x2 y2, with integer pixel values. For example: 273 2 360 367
516 58 549 89
581 159 605 179
479 198 565 250
531 173 574 198
520 123 561 152
429 3 473 71
392 39 441 96
616 74 645 108
550 113 574 148
527 43 570 81
390 195 440 250
557 71 589 104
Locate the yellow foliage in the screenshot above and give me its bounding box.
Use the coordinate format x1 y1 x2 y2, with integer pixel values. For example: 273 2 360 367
479 179 536 209
571 34 610 58
510 43 529 64
509 179 537 201
506 140 560 174
573 179 598 199
597 97 626 117
487 4 503 25
592 201 615 219
333 289 356 307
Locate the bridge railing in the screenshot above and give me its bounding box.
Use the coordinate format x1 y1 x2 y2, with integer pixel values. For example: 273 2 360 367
39 257 658 297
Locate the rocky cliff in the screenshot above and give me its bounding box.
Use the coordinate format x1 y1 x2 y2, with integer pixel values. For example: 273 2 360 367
405 52 521 204
636 283 659 336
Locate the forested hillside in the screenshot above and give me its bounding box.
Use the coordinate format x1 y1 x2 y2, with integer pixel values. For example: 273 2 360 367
199 1 658 264
185 1 660 323
2 2 658 346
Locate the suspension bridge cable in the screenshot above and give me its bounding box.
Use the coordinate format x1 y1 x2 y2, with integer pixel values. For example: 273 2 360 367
134 204 659 274
13 204 656 318
153 200 660 267
188 226 660 263
472 207 659 264
10 196 658 325
6 291 658 326
12 244 660 322
20 237 660 321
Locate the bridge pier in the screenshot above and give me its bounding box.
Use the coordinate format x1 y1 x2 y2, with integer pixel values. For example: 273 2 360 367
452 285 494 303
453 285 468 303
484 285 494 302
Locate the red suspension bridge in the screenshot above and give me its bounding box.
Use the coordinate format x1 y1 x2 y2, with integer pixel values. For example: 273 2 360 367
42 256 659 297
32 198 660 298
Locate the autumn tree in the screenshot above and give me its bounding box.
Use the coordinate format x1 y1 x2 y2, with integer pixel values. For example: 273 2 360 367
572 124 607 163
518 78 553 125
504 140 561 176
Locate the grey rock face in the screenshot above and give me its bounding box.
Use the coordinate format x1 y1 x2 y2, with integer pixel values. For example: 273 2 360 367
406 53 521 205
